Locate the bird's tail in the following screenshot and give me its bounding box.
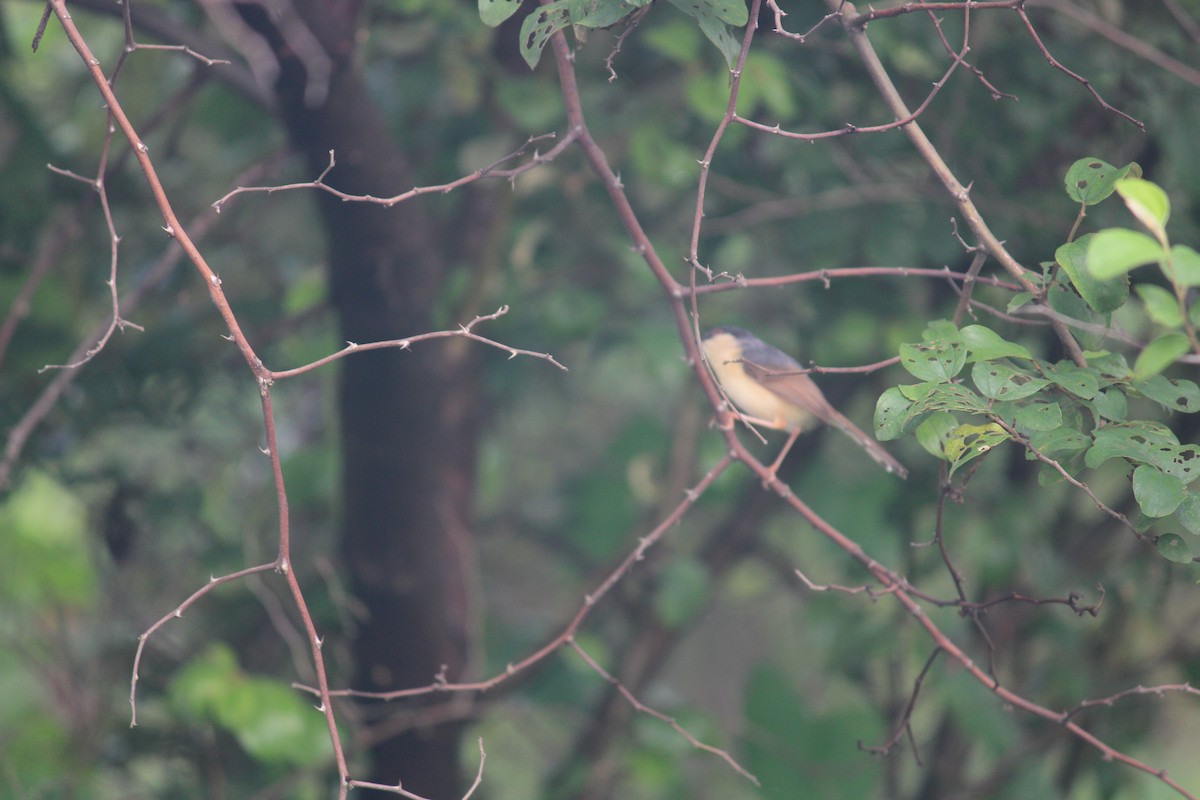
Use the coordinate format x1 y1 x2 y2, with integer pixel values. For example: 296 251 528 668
826 408 908 478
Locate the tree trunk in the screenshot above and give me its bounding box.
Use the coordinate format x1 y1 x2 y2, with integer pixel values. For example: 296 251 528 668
256 2 483 793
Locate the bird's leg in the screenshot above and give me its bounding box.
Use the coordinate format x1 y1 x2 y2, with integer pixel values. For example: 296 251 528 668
763 427 802 483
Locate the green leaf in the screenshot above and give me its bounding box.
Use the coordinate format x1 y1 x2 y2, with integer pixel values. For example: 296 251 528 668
1091 387 1128 421
1043 362 1099 399
922 319 961 340
1116 178 1170 243
667 0 748 26
1169 245 1200 287
1087 228 1166 280
172 644 331 767
1047 286 1103 352
1133 464 1185 517
1134 283 1183 328
1158 445 1200 483
1028 426 1090 460
1007 291 1034 313
1133 375 1200 413
913 383 990 415
1156 533 1193 564
899 340 966 381
1055 236 1129 314
171 644 240 719
479 0 523 26
667 0 748 68
738 52 798 120
945 423 1009 477
519 2 571 68
874 387 913 440
898 382 937 402
1088 351 1132 379
1177 492 1200 535
1015 402 1062 433
971 362 1049 401
694 13 741 68
1086 422 1179 469
0 472 94 608
570 0 643 28
1133 332 1190 380
217 680 331 766
1063 158 1136 205
915 412 959 459
518 0 646 65
960 325 1032 361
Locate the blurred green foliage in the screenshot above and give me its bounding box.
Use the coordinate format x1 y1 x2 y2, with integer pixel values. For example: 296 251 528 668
2 0 1200 798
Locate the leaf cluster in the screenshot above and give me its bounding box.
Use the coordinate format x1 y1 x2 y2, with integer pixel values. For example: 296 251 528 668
878 159 1200 563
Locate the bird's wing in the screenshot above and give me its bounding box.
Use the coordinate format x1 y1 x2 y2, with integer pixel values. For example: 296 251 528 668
741 358 842 425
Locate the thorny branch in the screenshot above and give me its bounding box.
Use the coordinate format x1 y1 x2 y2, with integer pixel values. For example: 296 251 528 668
210 134 572 213
20 0 1200 797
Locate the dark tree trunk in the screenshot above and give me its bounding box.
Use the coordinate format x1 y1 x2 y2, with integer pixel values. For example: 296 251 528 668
254 1 485 794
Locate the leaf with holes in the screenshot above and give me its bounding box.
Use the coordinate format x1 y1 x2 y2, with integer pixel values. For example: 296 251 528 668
666 0 748 26
1029 425 1090 460
972 362 1048 402
1043 362 1099 399
520 2 572 68
1015 402 1062 434
1063 158 1139 205
1086 422 1179 469
916 383 990 415
570 0 643 28
945 423 1009 477
900 339 966 382
1156 445 1200 484
874 387 913 441
1133 375 1200 413
666 0 748 67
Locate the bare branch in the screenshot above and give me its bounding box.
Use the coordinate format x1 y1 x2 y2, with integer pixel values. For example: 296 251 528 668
265 306 567 380
211 133 570 213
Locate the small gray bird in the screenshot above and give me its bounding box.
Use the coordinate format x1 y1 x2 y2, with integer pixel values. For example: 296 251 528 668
701 326 907 478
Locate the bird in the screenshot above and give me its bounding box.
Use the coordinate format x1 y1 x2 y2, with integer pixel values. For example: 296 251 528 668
700 326 907 479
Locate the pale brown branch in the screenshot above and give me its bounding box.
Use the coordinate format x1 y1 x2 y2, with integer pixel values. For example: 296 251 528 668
346 738 487 799
1016 6 1145 129
827 0 1088 367
1063 683 1200 722
130 561 279 726
1037 0 1200 85
211 133 569 213
265 305 567 380
568 639 758 784
297 456 734 699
